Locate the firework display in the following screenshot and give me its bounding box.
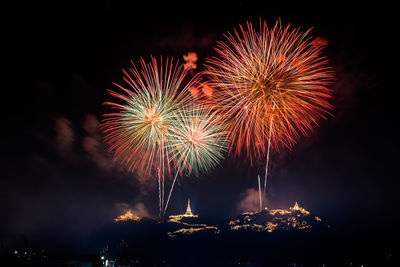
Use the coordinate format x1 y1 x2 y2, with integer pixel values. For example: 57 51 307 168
205 20 334 163
102 19 335 216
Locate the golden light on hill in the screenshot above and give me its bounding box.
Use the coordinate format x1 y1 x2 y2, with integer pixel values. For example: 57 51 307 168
168 199 198 223
228 202 319 232
114 210 141 222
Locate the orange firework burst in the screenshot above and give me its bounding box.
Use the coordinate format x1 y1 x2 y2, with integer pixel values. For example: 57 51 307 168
205 20 335 163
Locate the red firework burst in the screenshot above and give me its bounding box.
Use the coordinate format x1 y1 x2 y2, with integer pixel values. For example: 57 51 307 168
205 19 335 163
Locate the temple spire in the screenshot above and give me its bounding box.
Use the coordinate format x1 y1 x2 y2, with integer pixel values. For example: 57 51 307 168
184 198 193 216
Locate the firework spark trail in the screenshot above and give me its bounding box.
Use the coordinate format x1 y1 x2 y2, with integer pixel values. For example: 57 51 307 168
160 167 164 216
158 171 161 217
157 168 165 218
163 168 180 216
258 174 262 211
264 115 273 194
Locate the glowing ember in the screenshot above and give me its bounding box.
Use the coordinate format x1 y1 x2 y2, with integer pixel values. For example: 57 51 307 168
311 36 329 47
188 86 200 97
201 85 214 97
183 51 198 70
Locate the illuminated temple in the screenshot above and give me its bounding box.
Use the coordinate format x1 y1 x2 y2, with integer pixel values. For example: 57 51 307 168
228 202 327 232
167 198 219 237
113 200 329 237
168 198 198 223
184 198 194 216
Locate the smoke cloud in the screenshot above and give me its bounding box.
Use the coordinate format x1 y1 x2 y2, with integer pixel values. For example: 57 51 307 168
82 114 115 171
55 116 74 155
237 188 267 213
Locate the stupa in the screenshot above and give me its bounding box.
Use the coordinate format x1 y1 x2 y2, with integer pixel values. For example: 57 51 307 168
183 198 194 217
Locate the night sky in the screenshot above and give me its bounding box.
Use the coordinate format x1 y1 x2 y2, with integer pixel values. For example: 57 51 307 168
2 1 398 255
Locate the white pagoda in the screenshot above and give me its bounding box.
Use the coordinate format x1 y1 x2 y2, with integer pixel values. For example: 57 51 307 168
183 198 194 217
168 198 198 223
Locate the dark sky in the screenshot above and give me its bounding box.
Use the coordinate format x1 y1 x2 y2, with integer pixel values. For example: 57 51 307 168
2 1 398 254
